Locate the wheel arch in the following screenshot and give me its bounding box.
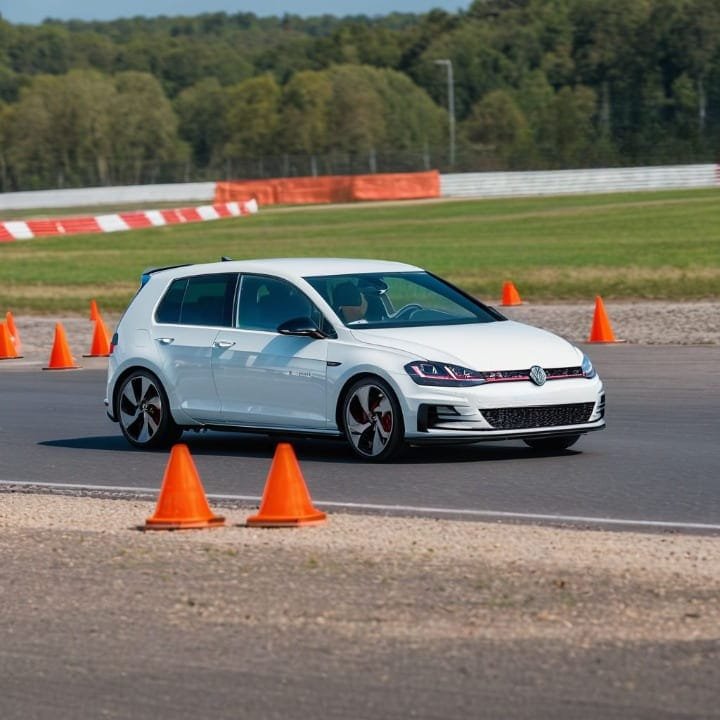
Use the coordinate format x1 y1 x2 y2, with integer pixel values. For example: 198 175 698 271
111 365 162 420
334 371 406 435
111 364 193 427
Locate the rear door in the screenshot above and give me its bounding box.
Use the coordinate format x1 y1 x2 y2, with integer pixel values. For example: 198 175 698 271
153 272 238 422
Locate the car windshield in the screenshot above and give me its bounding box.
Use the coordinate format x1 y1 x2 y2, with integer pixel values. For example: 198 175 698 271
304 271 502 328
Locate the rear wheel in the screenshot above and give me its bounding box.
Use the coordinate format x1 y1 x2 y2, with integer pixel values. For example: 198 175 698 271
117 369 182 449
341 377 404 462
523 434 581 452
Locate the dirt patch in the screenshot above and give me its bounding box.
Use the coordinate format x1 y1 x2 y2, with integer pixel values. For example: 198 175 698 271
1 492 718 647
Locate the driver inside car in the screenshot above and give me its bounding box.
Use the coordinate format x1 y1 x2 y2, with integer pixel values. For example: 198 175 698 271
334 282 368 324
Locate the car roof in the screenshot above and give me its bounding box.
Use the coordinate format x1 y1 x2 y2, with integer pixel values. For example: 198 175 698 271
152 257 423 280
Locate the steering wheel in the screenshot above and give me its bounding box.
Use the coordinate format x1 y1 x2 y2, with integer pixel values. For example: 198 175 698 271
392 303 423 320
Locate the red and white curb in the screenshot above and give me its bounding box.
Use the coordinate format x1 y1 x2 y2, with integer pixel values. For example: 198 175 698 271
0 199 258 242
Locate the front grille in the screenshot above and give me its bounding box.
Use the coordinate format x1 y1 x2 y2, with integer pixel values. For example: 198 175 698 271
481 402 596 430
484 366 584 383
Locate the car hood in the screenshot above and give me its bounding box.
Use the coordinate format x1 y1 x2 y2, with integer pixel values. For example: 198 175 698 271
350 320 581 370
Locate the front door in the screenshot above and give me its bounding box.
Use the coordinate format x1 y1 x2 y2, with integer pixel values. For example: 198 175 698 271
211 274 329 429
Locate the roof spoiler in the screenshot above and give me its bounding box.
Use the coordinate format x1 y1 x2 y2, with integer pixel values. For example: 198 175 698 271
139 264 189 287
139 257 232 287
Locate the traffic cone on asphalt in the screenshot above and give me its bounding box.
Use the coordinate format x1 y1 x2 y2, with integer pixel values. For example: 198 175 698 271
0 322 21 360
588 296 620 343
5 311 21 354
501 281 523 306
84 318 111 357
43 322 80 370
144 444 226 530
246 443 327 527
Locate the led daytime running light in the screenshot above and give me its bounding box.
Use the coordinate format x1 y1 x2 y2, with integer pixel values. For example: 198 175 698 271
405 361 487 386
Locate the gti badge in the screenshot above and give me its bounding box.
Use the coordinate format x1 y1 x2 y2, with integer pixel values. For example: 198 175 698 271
529 365 547 386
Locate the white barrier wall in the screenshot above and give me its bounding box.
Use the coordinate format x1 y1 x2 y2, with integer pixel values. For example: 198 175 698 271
440 164 719 198
0 182 216 211
1 165 718 210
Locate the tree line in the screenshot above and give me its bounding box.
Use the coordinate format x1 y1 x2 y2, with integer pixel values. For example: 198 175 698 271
1 0 719 191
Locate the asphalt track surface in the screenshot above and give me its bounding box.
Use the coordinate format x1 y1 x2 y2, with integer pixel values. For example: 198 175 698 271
2 343 720 720
1 344 718 532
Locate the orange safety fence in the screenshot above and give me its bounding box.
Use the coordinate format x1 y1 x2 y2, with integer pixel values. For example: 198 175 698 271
214 170 440 206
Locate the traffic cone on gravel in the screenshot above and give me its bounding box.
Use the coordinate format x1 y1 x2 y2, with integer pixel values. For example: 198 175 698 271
588 296 619 343
501 281 523 306
43 322 80 370
84 318 111 357
246 443 327 527
5 311 21 354
144 444 225 530
0 322 21 360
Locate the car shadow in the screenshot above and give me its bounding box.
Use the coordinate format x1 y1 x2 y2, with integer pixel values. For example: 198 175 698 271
39 433 582 464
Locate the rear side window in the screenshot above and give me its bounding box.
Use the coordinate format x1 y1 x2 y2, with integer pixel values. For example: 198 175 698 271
155 273 238 327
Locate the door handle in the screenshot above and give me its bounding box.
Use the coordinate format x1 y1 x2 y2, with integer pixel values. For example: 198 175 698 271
156 337 174 345
214 340 235 349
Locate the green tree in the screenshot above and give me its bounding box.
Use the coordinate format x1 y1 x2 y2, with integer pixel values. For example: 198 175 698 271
543 84 597 166
223 74 282 158
4 70 116 188
110 71 186 183
570 0 651 139
371 67 445 153
326 65 386 156
669 0 720 134
279 70 333 156
463 89 533 168
175 78 230 168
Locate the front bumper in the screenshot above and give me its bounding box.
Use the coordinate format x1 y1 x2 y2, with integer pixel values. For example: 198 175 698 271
396 374 606 442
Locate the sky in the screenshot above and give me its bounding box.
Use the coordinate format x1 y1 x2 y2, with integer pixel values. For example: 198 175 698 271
0 0 470 24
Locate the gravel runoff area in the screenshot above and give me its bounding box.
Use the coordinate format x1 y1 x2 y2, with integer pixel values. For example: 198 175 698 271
5 300 720 363
0 492 719 717
2 302 720 717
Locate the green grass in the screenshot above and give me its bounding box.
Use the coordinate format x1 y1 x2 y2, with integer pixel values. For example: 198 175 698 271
2 188 720 313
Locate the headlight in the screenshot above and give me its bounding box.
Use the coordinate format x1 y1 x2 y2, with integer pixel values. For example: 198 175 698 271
405 361 487 387
581 353 596 379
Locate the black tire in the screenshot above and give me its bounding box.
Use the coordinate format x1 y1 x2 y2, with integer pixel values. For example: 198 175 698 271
341 376 405 462
523 434 581 452
116 369 183 449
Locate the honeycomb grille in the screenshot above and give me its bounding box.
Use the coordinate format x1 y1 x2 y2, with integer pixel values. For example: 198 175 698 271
481 402 596 430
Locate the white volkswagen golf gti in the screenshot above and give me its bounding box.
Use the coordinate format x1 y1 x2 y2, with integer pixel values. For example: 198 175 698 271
105 258 605 461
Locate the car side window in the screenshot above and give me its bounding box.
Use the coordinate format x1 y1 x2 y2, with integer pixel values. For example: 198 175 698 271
237 274 332 334
155 273 238 327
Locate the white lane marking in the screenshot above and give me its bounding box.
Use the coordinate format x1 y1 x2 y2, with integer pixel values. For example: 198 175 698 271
1 479 719 532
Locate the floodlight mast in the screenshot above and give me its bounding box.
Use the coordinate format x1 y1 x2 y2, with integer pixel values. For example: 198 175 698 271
434 58 456 168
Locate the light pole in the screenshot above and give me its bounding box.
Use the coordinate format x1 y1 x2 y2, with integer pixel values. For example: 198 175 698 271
434 58 455 167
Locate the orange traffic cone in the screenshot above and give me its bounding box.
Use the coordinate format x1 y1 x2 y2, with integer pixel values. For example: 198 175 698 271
0 322 21 360
89 299 100 322
43 322 80 370
588 296 620 342
144 444 225 530
5 311 21 354
84 319 111 357
501 281 523 306
246 443 327 527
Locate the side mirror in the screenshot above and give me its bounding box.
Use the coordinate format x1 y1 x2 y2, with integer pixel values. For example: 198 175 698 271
277 317 328 339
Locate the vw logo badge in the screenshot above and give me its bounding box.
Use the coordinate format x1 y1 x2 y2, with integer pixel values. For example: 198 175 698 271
529 365 547 386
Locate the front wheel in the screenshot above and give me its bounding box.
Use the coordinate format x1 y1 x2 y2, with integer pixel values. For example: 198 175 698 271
341 377 405 462
117 369 183 449
523 434 581 452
